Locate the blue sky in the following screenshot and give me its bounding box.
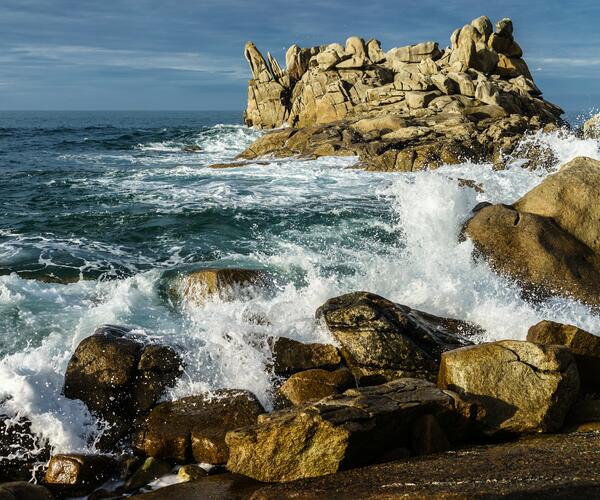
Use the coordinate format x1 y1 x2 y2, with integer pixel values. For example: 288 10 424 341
0 0 598 112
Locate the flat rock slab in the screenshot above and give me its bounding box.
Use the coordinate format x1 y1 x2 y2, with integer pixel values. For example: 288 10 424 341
251 432 600 499
132 473 263 500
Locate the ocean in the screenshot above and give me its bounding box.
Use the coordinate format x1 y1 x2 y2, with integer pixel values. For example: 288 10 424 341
1 110 600 460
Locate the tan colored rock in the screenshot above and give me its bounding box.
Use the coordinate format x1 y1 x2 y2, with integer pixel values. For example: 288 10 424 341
382 126 431 141
448 72 476 97
406 90 441 109
174 268 266 305
226 378 469 482
177 464 209 482
366 38 386 63
278 368 354 405
438 340 579 434
271 337 342 375
583 113 600 139
527 320 600 385
496 53 532 79
388 41 441 64
345 36 366 59
44 454 119 496
133 390 264 464
431 73 459 95
351 115 408 135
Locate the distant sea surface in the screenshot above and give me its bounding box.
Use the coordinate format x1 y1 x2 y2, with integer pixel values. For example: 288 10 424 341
1 110 600 457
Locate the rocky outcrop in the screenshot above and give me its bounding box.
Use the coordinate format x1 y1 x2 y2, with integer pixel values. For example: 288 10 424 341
168 268 267 305
528 320 600 387
238 16 563 171
63 325 183 448
463 157 600 307
250 432 600 499
270 337 342 375
133 390 264 464
316 292 474 384
438 340 580 435
226 378 472 482
584 113 600 139
277 368 355 405
44 454 119 496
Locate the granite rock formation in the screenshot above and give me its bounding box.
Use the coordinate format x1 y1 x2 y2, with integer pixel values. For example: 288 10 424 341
238 16 563 171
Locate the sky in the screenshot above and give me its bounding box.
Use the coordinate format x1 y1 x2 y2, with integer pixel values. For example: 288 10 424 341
0 0 598 112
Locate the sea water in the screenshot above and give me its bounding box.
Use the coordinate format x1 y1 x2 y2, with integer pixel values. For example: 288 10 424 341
1 110 600 462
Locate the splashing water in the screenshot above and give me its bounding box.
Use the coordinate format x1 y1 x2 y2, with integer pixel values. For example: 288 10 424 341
1 110 600 461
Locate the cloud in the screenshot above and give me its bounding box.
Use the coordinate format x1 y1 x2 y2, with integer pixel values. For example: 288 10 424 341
1 44 248 79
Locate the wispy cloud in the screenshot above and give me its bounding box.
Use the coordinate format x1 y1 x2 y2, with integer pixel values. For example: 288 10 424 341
1 44 248 78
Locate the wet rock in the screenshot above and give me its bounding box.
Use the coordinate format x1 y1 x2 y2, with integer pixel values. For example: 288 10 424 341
63 325 183 447
44 454 119 496
172 268 266 305
464 157 600 307
226 378 472 482
178 464 209 481
124 457 172 492
527 320 600 386
133 390 264 464
132 473 263 499
583 113 600 139
0 482 53 500
250 432 600 499
278 368 355 405
316 291 474 384
438 340 579 435
0 415 50 482
271 337 342 375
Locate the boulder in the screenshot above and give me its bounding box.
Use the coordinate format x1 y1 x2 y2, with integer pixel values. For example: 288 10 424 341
278 368 355 405
583 113 600 139
0 482 53 500
178 464 209 481
63 325 183 443
464 157 600 306
172 268 266 305
527 320 600 386
0 415 50 481
387 41 441 64
271 337 342 375
316 291 473 384
226 378 470 482
44 454 119 496
438 340 580 435
133 390 264 464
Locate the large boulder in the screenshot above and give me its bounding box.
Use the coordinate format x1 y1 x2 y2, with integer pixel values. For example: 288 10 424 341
226 378 472 482
133 390 264 464
463 157 600 306
270 337 342 375
527 320 600 386
316 292 474 384
63 325 183 446
438 340 580 435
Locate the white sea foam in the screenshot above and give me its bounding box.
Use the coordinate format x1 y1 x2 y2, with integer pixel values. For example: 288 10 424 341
2 121 600 465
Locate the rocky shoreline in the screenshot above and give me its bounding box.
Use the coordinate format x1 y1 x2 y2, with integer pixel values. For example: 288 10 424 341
4 14 600 500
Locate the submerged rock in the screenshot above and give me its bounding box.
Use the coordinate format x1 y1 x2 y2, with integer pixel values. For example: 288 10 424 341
464 157 600 306
63 325 183 448
124 457 172 492
133 390 264 464
438 340 579 435
316 291 474 384
170 268 266 305
226 378 472 482
271 337 342 375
